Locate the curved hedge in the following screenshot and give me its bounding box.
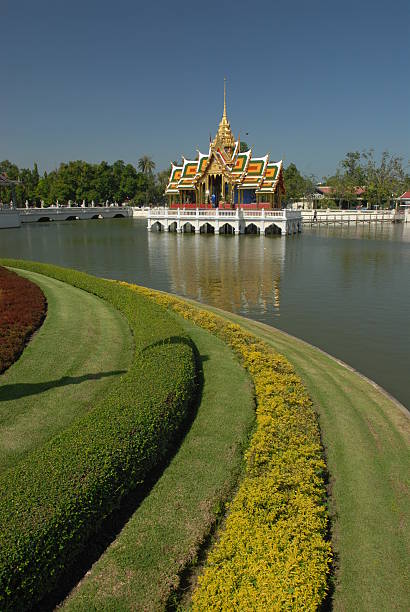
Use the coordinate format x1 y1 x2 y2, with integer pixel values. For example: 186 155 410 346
0 266 46 374
126 285 332 610
0 260 197 612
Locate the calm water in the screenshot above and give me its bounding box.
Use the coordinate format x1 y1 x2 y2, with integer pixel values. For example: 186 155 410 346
1 219 409 408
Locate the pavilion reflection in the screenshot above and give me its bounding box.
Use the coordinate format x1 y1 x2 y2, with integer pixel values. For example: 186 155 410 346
148 233 285 316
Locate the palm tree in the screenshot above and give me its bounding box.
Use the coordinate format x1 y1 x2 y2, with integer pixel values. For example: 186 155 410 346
138 155 156 175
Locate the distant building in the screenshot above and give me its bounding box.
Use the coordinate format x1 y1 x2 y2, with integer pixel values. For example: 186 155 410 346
315 186 366 199
398 191 410 206
291 186 367 210
165 82 285 209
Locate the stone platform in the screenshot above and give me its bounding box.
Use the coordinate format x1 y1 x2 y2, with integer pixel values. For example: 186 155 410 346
148 208 302 236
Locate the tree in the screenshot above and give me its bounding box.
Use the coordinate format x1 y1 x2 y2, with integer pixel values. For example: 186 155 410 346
283 164 305 202
361 149 407 208
326 150 409 209
239 141 249 153
138 155 156 175
283 163 316 204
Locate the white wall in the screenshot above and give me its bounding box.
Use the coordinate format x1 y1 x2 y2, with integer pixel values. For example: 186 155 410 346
0 210 21 228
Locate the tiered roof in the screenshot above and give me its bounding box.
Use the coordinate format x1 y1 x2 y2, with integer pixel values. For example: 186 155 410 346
165 81 284 196
166 150 283 195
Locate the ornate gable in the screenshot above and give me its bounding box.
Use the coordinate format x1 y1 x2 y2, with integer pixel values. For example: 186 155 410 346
165 164 183 194
240 155 269 189
257 161 284 193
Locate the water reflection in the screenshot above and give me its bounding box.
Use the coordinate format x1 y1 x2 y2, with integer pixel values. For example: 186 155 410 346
0 220 409 408
148 232 285 316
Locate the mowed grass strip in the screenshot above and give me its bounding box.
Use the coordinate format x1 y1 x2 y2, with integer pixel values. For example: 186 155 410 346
0 269 133 472
61 316 255 612
193 302 409 612
0 261 197 612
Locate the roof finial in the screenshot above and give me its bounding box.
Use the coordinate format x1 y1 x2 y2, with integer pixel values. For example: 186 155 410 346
223 77 227 118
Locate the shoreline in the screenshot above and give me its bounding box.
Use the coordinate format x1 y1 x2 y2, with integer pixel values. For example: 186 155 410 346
157 290 410 417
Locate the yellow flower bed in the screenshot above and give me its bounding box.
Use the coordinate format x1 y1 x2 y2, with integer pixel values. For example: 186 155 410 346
120 284 332 610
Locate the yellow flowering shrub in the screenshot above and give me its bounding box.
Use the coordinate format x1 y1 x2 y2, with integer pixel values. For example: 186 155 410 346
119 283 332 610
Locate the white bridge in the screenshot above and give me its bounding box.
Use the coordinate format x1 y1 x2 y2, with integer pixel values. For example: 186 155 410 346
18 206 132 223
148 208 302 236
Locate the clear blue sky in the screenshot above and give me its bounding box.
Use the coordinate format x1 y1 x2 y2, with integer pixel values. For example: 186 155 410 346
1 0 409 178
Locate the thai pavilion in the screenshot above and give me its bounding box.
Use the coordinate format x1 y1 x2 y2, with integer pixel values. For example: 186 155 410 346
165 83 285 209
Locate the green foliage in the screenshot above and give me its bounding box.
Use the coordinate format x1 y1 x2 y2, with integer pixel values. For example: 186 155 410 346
239 140 250 153
138 155 156 175
0 158 167 207
132 287 331 610
283 163 316 203
0 160 39 204
324 149 409 208
361 149 407 207
0 260 197 612
61 315 255 612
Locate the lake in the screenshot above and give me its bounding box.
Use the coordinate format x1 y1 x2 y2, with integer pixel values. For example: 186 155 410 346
1 218 409 409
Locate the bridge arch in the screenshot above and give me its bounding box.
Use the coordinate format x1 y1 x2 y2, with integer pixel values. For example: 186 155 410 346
199 222 215 234
91 214 101 219
219 222 235 235
113 213 125 218
265 223 281 236
37 216 51 222
151 221 165 232
65 215 78 221
245 223 260 235
182 221 195 233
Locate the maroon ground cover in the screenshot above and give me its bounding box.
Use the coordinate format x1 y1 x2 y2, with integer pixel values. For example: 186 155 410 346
0 266 47 374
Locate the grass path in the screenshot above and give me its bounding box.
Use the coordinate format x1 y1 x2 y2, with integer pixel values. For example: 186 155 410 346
192 302 409 612
0 269 133 472
61 315 255 612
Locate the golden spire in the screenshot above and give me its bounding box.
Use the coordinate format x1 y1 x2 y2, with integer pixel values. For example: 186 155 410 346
213 77 235 151
223 76 227 118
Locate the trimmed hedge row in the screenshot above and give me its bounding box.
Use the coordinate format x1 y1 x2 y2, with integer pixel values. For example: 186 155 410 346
0 260 197 612
0 265 46 373
126 284 332 610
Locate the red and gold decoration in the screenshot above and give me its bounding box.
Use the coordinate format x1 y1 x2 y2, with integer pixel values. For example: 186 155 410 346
165 80 285 209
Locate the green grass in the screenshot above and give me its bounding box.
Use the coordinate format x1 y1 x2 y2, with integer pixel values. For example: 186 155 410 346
0 269 133 473
0 261 197 612
189 302 409 612
2 262 407 610
61 315 255 612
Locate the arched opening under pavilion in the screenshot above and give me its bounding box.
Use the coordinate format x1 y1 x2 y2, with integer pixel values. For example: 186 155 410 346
151 221 165 232
245 223 260 235
200 222 215 234
265 223 281 236
182 222 195 233
219 222 235 235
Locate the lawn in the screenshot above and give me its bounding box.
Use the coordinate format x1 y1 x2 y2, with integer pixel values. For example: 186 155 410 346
0 262 197 611
1 263 407 610
195 303 409 612
61 314 255 612
0 268 133 472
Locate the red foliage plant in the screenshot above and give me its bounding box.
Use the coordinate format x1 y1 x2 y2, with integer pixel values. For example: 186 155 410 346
0 266 47 374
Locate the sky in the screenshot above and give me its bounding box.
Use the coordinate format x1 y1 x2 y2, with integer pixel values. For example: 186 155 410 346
1 0 409 178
